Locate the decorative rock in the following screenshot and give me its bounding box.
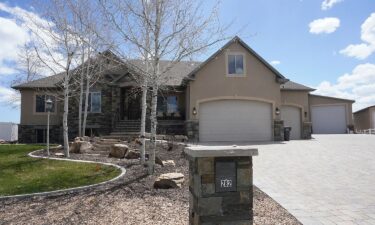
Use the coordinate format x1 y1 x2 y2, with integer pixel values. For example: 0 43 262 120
155 156 163 166
125 149 140 159
70 141 92 154
80 141 93 153
54 153 65 157
154 173 184 189
174 135 188 142
0 139 6 144
109 144 128 158
162 160 175 167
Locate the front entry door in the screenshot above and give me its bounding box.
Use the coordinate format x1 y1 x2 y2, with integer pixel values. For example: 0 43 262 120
123 88 141 120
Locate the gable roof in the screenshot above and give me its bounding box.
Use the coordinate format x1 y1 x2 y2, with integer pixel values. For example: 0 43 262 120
309 94 355 103
280 81 315 91
185 36 288 83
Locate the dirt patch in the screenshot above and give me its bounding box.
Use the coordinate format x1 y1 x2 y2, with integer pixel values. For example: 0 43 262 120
0 142 300 225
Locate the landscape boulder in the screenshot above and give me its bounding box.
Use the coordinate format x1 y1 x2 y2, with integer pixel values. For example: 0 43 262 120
125 149 140 159
109 144 128 158
162 160 175 167
70 140 93 153
154 173 184 189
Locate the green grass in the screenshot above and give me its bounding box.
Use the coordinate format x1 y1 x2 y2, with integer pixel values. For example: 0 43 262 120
0 144 121 196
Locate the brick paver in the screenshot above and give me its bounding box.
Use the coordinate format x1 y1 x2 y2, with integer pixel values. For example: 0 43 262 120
253 134 375 225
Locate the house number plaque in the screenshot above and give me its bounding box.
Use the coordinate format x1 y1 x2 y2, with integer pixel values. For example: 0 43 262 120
215 161 237 192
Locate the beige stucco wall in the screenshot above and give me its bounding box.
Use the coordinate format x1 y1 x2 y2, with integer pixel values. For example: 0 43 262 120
354 107 375 130
281 90 309 122
20 89 62 125
188 41 281 120
308 95 354 125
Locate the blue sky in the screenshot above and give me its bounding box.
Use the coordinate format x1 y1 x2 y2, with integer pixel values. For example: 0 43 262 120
0 0 375 123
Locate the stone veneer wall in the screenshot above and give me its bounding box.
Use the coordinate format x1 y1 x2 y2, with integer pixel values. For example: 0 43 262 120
302 122 312 139
18 125 63 144
185 120 199 141
68 84 118 139
273 120 284 141
189 156 253 225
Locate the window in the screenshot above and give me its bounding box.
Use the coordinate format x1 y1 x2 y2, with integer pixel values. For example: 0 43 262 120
84 92 102 113
35 95 55 113
227 54 244 76
157 95 179 117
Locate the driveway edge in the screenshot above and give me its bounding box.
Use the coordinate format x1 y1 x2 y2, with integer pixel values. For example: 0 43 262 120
0 148 126 201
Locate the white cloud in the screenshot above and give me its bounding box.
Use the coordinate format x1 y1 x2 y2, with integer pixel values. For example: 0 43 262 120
0 86 19 107
321 0 343 10
314 63 375 111
309 17 340 34
340 13 375 60
270 60 281 65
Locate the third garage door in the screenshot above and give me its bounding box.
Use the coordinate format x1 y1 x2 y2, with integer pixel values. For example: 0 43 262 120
199 100 272 142
311 105 347 134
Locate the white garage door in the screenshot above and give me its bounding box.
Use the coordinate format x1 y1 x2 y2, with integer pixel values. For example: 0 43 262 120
199 100 272 142
281 106 301 140
311 105 347 134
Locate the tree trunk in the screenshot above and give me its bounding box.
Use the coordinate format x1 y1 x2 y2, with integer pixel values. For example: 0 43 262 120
63 76 70 158
78 69 84 137
82 75 90 137
148 85 158 174
140 84 147 165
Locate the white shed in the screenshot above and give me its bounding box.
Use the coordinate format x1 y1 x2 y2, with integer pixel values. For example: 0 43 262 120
0 122 18 142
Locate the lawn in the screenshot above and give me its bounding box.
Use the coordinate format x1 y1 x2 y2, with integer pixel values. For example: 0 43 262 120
0 145 121 196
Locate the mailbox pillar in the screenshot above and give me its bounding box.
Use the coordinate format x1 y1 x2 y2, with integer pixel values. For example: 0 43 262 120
185 146 258 225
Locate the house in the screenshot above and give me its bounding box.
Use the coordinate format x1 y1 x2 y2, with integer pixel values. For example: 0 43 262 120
353 106 375 131
0 122 18 142
12 36 355 143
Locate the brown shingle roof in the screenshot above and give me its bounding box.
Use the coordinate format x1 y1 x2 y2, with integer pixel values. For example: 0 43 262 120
280 81 315 91
12 73 64 89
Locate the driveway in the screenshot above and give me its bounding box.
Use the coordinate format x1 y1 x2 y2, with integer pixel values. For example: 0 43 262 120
253 134 375 225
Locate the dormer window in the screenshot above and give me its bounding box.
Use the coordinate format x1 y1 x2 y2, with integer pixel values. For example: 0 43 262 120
227 53 245 76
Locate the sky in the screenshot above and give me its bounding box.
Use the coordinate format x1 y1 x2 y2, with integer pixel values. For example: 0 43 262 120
0 0 375 123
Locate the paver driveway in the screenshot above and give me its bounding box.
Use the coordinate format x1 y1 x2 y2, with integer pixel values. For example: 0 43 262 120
253 134 375 225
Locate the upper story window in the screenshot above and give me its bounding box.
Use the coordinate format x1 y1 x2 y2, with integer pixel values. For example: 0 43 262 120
85 92 102 113
35 95 55 113
227 53 245 76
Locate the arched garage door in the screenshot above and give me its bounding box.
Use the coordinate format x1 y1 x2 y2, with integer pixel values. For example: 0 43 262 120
281 106 301 140
199 100 273 142
311 105 347 134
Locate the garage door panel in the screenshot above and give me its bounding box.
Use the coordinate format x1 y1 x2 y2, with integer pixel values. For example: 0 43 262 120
281 106 301 140
311 105 347 134
199 100 272 142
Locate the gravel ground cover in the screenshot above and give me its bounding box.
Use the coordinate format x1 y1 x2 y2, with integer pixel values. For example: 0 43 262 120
0 142 301 225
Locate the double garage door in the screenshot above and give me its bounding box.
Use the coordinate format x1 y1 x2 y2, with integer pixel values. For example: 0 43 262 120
311 105 347 134
199 100 272 142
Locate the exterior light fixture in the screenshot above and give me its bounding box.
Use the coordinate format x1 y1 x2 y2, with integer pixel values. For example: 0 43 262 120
275 107 280 116
45 98 53 156
304 111 308 118
192 107 197 115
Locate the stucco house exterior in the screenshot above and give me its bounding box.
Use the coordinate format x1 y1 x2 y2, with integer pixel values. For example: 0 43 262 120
353 106 375 131
12 36 355 143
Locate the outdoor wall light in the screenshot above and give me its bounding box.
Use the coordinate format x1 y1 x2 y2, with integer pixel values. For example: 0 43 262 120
192 107 197 115
275 107 280 116
304 111 308 118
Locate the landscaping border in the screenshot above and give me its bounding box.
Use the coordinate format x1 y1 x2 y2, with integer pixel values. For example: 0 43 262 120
0 148 126 201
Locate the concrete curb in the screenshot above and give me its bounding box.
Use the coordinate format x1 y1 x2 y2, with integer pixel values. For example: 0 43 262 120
0 148 126 201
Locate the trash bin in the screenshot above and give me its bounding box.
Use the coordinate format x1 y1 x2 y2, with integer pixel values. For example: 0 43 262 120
284 127 292 141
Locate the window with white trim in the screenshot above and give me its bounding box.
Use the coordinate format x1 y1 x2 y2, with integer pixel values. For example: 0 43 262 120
227 54 245 76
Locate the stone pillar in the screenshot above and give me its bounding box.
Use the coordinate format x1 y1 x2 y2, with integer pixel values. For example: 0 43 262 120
185 120 199 141
185 146 258 225
273 120 284 141
302 122 312 139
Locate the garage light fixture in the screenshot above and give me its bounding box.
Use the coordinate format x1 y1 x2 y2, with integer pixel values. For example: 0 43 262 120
192 107 197 115
275 107 280 116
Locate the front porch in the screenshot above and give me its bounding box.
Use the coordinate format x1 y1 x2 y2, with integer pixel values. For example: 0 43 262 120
110 86 187 136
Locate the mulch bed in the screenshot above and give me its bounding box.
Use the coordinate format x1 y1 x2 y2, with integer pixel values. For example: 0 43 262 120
0 142 301 225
